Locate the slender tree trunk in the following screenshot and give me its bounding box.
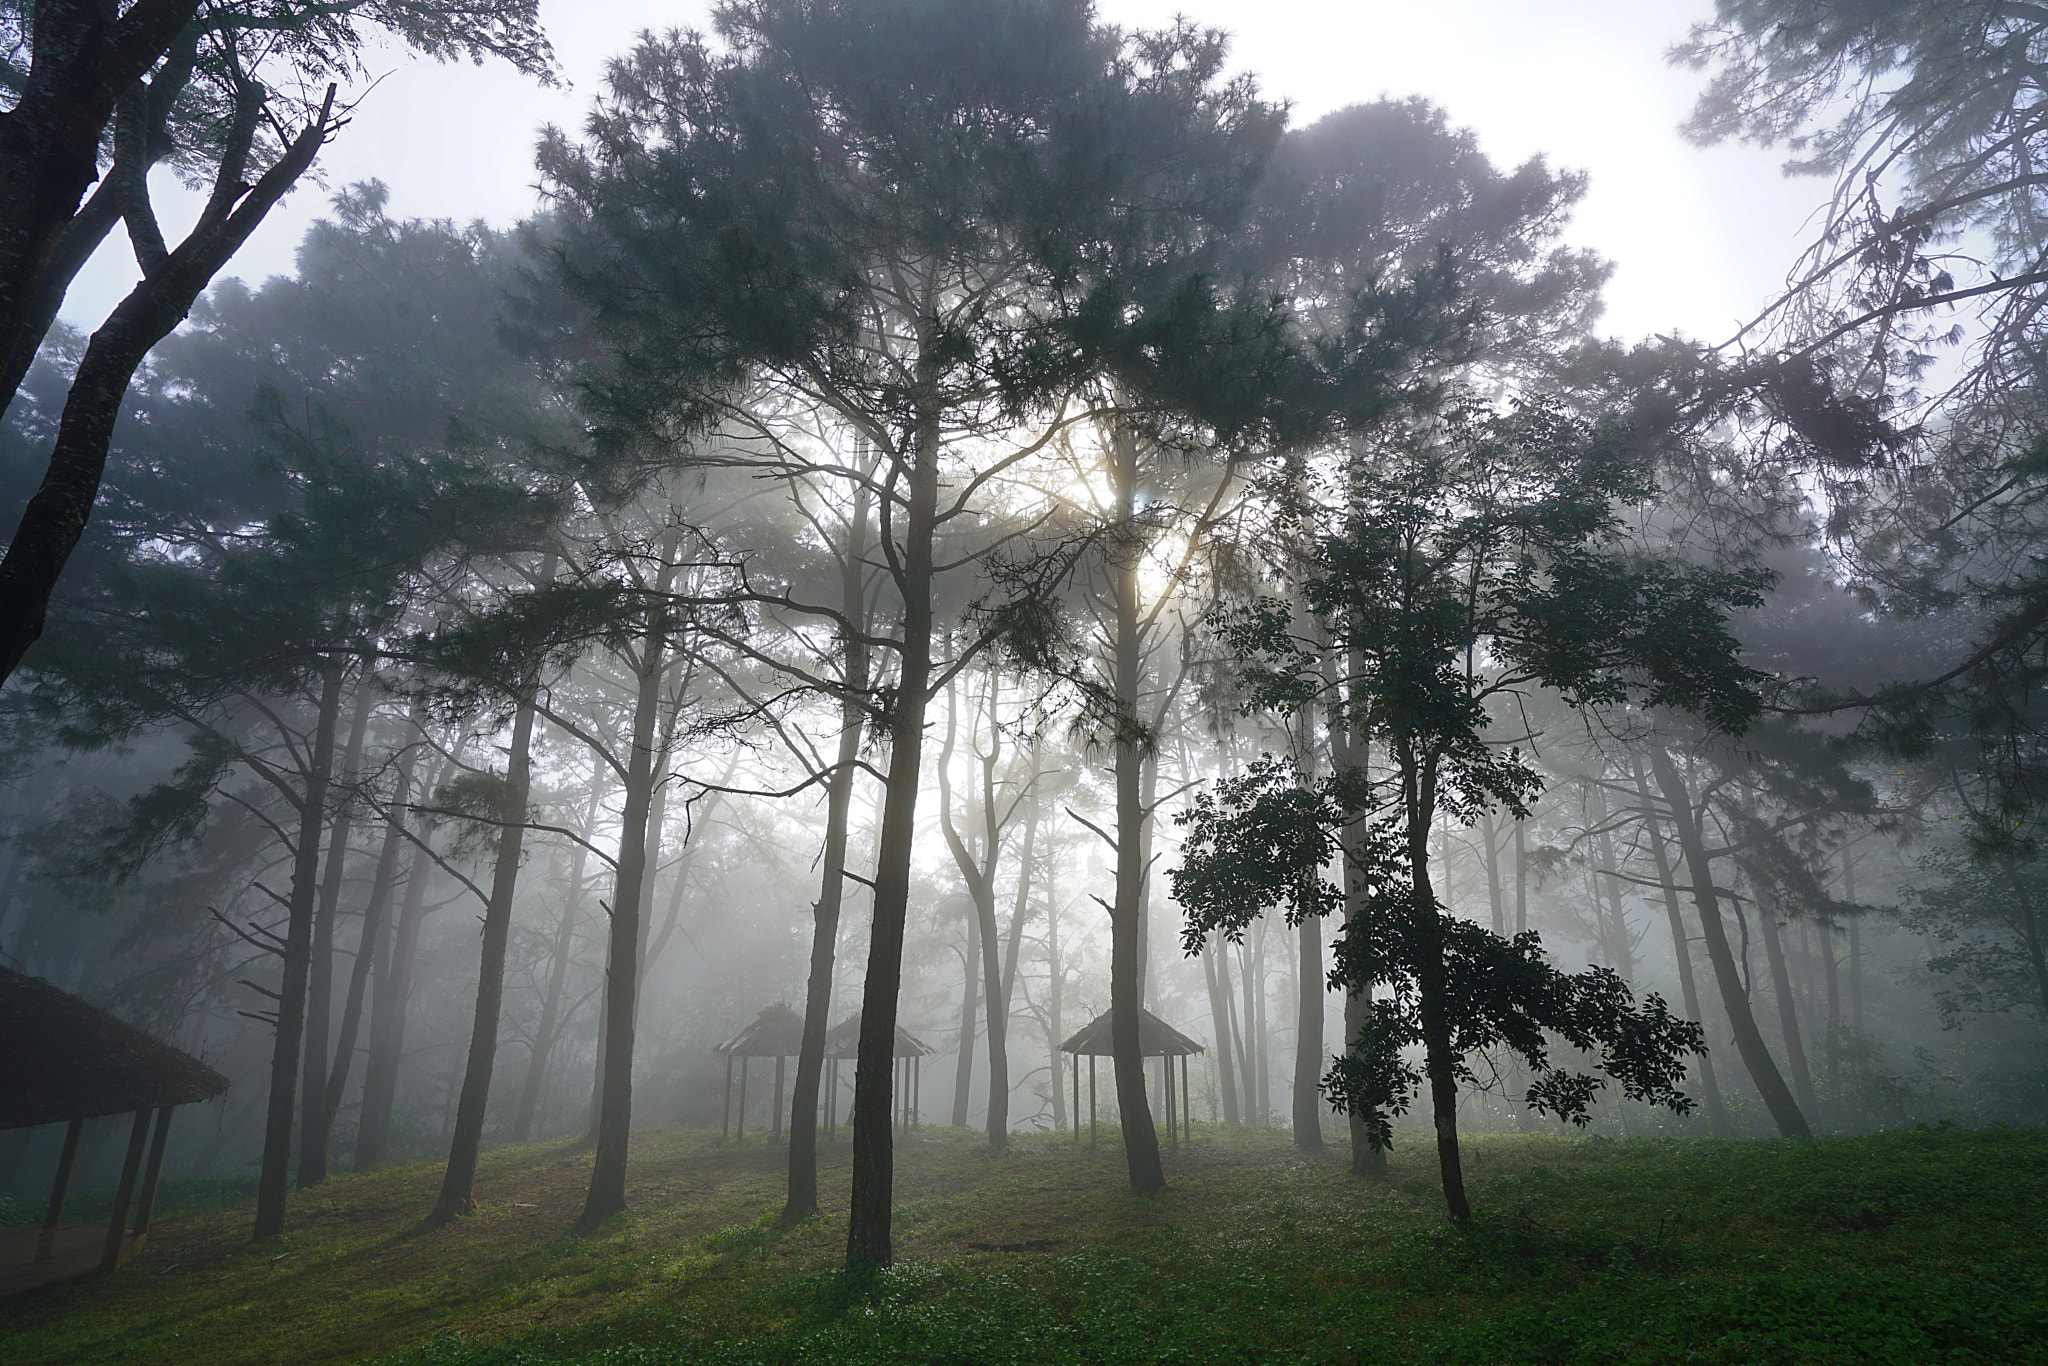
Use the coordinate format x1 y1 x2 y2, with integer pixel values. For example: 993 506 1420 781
1202 938 1241 1126
1632 759 1728 1136
1589 785 1636 983
1237 938 1258 1123
515 775 608 1144
1248 928 1271 1124
1482 811 1505 936
1647 747 1809 1138
1402 752 1471 1222
1107 423 1163 1192
253 655 344 1240
846 411 941 1273
1044 838 1068 1133
434 675 541 1222
950 909 980 1127
580 536 680 1231
1291 701 1324 1149
323 725 421 1136
994 773 1038 1142
1843 850 1863 1034
299 661 374 1189
785 476 871 1219
1752 877 1820 1125
356 825 435 1170
1514 817 1529 935
1330 645 1386 1174
1293 912 1324 1147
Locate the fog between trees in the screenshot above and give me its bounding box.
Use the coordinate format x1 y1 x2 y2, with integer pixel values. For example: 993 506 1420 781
2 0 2046 1275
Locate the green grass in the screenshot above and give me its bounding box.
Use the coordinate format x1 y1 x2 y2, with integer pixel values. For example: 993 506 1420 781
4 1124 2045 1365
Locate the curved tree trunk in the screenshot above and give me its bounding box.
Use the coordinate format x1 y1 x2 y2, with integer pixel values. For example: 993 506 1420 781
1631 759 1728 1137
1647 747 1810 1138
0 84 333 686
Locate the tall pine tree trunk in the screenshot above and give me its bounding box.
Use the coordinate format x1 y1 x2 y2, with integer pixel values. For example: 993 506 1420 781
1107 420 1163 1192
300 661 375 1189
846 411 941 1272
355 819 436 1171
580 535 681 1230
434 674 541 1222
785 476 872 1219
323 721 420 1142
516 774 608 1144
254 655 344 1239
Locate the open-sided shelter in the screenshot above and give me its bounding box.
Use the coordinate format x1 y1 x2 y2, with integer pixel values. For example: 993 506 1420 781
713 1004 804 1138
1059 1007 1204 1149
822 1014 932 1137
0 966 229 1296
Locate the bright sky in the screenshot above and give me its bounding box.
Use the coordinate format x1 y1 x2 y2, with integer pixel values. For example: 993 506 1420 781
63 0 1825 351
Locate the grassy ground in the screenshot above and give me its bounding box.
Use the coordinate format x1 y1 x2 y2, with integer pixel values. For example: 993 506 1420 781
3 1123 2045 1365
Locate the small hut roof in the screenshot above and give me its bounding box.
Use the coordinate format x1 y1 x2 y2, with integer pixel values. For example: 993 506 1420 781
713 1003 806 1057
1059 1007 1206 1058
823 1014 933 1059
0 967 229 1130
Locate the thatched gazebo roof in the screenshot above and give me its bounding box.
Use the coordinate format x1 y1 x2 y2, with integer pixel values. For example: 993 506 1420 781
0 967 229 1131
823 1013 933 1059
1059 1007 1206 1058
713 1003 805 1058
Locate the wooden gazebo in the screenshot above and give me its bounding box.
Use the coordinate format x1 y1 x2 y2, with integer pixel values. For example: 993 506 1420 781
822 1013 933 1137
714 1004 804 1139
0 966 229 1297
1059 1007 1204 1150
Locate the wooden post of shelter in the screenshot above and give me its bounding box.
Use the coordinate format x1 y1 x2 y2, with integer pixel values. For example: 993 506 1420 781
721 1054 733 1138
36 1118 83 1261
100 1109 151 1272
132 1106 175 1241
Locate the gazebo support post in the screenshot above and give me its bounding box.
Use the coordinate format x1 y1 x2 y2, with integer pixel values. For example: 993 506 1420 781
1089 1055 1097 1149
131 1106 176 1243
825 1059 836 1138
721 1054 733 1138
1071 1054 1080 1143
913 1056 922 1129
773 1055 786 1139
1182 1055 1192 1144
37 1116 84 1260
737 1057 749 1139
100 1108 150 1273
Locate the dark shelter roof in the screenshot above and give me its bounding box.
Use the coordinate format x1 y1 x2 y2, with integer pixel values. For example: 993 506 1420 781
0 966 229 1130
713 1003 805 1057
1059 1007 1206 1058
823 1013 933 1059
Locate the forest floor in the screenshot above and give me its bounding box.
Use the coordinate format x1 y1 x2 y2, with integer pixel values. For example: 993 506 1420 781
2 1122 2044 1365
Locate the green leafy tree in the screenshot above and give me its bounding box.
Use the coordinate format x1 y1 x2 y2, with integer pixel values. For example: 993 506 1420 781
1175 396 1769 1220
